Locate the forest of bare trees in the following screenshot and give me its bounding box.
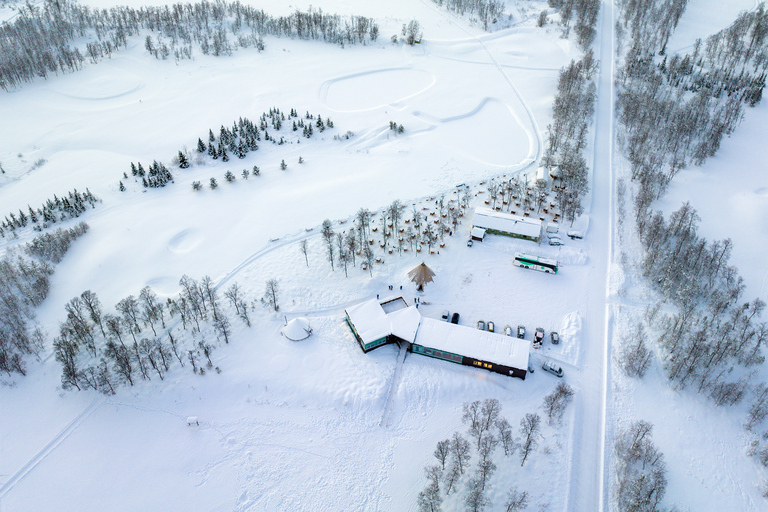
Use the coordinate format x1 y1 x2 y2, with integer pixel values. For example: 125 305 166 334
53 275 251 394
615 0 768 504
0 0 381 90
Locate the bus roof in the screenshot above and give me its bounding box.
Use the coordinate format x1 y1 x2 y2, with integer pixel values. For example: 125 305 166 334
515 253 558 267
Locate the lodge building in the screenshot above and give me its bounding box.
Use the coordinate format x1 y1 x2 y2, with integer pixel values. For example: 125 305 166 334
345 297 530 379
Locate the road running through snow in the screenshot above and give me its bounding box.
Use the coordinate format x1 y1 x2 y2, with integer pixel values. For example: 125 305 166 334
565 1 615 511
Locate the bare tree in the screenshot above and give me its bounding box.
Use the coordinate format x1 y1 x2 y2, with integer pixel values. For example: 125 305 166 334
542 382 575 425
519 413 542 466
618 322 652 378
322 219 335 270
450 431 471 475
747 382 768 431
463 400 484 446
214 315 232 343
80 290 105 336
496 417 516 456
262 279 279 311
300 239 309 266
505 487 529 512
465 476 489 512
434 439 451 469
116 295 142 341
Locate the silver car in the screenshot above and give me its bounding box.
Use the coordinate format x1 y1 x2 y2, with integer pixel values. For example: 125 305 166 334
542 360 564 377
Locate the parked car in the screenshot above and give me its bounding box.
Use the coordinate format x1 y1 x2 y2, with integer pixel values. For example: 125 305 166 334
441 310 450 321
517 325 525 339
567 230 583 240
477 320 486 331
542 360 564 377
527 362 535 374
548 236 563 246
550 331 560 344
504 325 513 336
487 321 495 333
451 312 460 324
467 239 473 247
534 327 545 344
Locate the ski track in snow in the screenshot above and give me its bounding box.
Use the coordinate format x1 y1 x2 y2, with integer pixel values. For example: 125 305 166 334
0 398 103 499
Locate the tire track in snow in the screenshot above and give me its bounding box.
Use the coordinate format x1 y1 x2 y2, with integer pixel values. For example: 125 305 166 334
0 398 102 499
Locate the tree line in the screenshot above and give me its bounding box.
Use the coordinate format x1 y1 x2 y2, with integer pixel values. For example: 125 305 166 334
430 0 505 31
53 275 254 394
0 222 89 378
548 0 602 50
0 0 381 91
119 107 335 192
616 2 765 200
542 52 597 226
1 188 99 239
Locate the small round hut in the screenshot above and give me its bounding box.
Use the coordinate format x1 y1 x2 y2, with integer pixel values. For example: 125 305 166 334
282 317 313 341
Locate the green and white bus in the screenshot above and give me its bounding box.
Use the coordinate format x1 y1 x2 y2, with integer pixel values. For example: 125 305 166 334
513 253 558 274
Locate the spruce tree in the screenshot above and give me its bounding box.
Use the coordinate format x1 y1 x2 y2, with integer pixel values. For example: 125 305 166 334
178 151 189 169
197 138 206 153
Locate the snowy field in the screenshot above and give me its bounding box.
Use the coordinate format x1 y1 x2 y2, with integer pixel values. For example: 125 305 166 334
1 0 767 510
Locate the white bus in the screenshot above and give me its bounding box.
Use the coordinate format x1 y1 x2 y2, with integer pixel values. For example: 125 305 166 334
513 253 558 274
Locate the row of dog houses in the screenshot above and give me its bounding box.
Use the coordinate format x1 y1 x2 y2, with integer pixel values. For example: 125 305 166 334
345 297 530 379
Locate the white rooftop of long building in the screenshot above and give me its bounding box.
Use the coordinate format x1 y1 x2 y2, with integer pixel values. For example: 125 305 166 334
472 206 542 239
415 317 529 370
345 298 529 371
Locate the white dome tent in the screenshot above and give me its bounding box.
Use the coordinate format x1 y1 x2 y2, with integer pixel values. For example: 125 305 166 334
282 317 313 341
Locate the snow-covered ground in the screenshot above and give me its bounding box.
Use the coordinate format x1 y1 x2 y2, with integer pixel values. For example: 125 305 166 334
1 0 766 510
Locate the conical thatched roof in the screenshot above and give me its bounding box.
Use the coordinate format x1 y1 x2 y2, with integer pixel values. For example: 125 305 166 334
408 262 436 291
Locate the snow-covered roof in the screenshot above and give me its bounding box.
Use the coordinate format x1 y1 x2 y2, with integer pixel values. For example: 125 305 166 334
415 318 529 371
345 299 391 343
345 298 529 371
472 207 542 239
282 317 312 341
388 306 421 343
471 227 486 239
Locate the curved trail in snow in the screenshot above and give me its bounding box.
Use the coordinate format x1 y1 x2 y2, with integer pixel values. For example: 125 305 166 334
417 1 543 167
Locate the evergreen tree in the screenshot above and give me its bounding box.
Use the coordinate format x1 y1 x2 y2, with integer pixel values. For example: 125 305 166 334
178 151 189 169
197 138 207 153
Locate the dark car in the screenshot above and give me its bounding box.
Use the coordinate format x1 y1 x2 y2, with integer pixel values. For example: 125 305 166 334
487 321 495 333
477 320 486 331
451 312 460 324
550 331 560 344
517 325 525 339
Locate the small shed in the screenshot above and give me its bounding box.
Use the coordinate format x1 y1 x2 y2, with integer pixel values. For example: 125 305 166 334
282 317 313 341
471 227 486 241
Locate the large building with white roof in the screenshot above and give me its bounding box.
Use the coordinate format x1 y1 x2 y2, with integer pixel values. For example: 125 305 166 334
471 206 542 242
345 297 530 379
